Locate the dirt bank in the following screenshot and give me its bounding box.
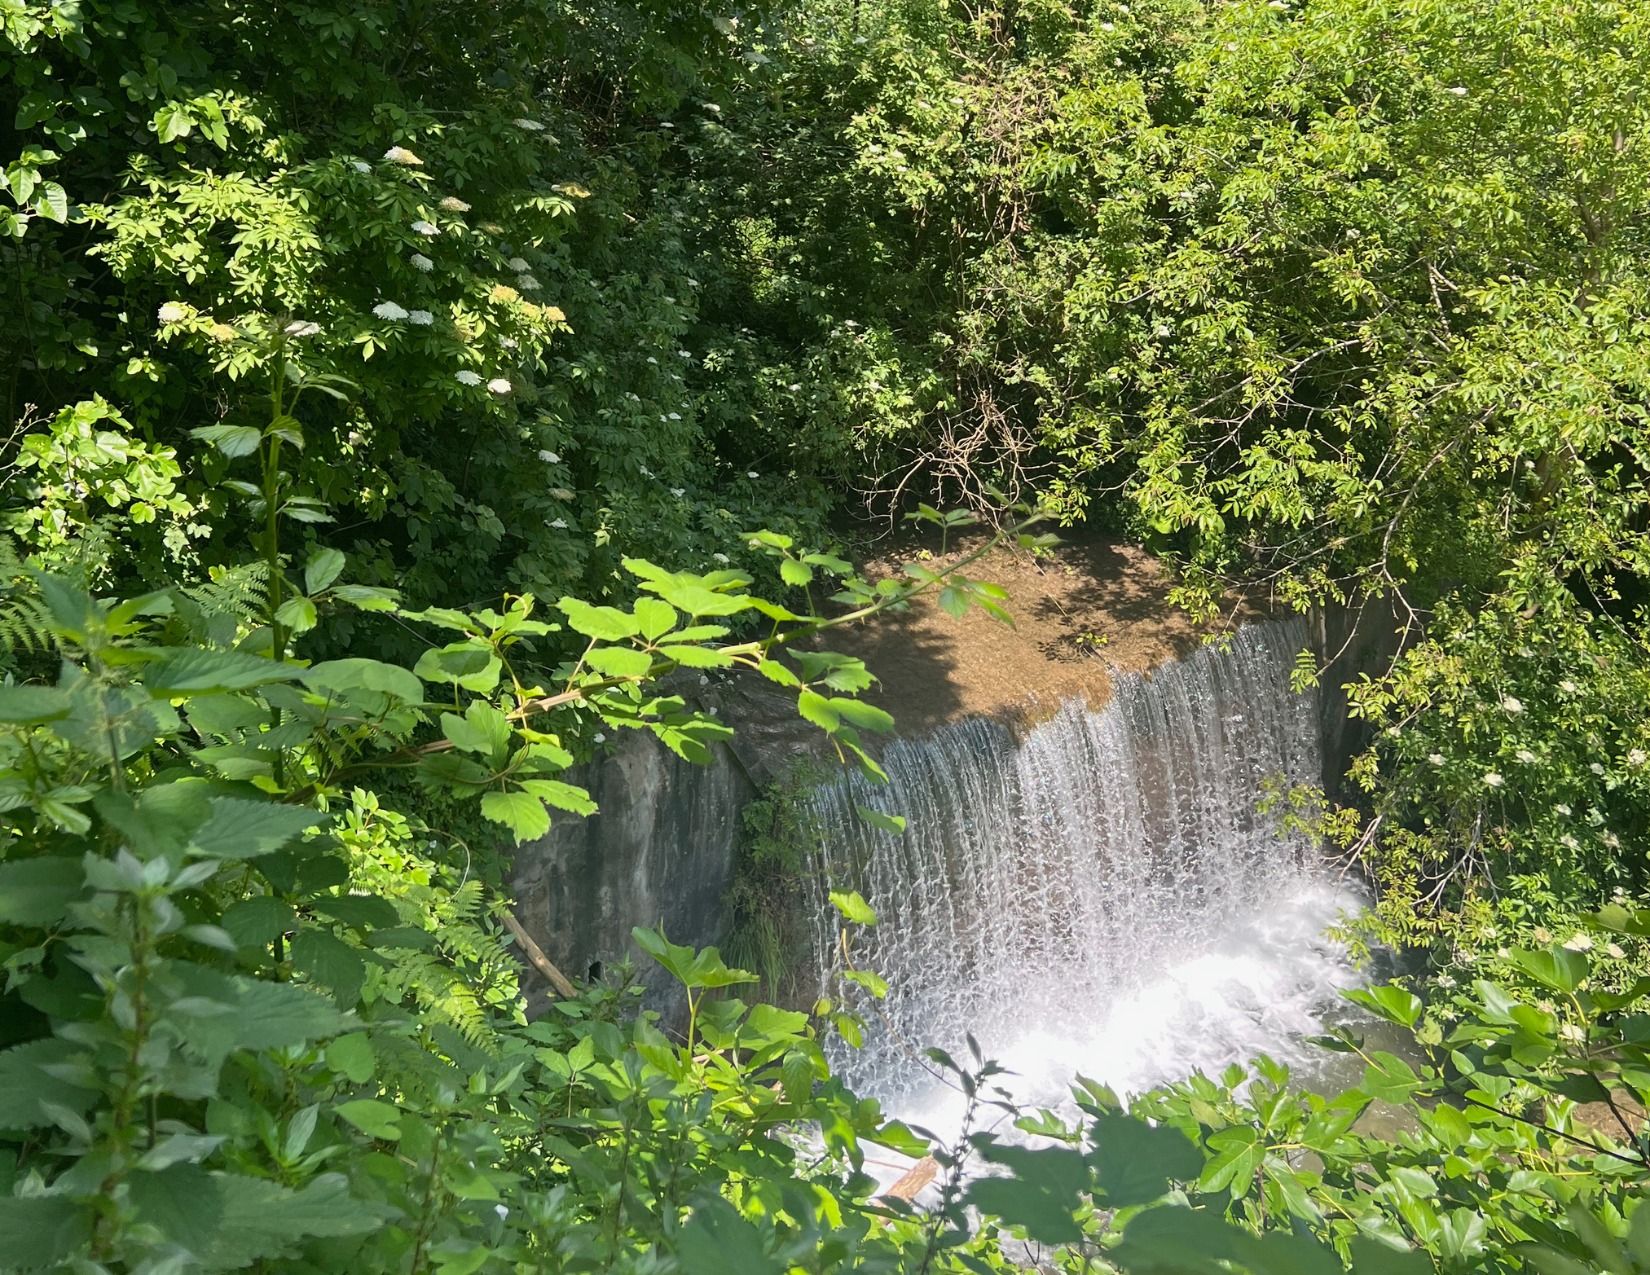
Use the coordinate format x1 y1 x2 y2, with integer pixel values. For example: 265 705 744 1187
823 531 1260 736
707 529 1262 769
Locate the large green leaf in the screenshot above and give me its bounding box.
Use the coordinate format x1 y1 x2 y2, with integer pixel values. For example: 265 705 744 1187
146 647 296 693
0 1196 93 1269
187 796 326 860
556 597 640 640
965 1141 1088 1244
301 658 424 704
291 930 367 1006
0 1039 98 1129
1088 1110 1204 1207
0 856 85 925
0 683 71 722
675 1197 783 1275
167 963 351 1063
195 1172 391 1268
481 789 551 842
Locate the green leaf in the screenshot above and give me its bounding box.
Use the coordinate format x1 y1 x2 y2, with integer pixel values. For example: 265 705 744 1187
309 895 400 931
518 778 597 815
188 797 325 860
797 689 839 732
130 1163 223 1254
1088 1111 1204 1206
335 1098 402 1141
0 1197 92 1270
676 1197 783 1275
191 424 263 457
326 1033 376 1084
585 646 654 678
829 890 877 926
333 584 400 611
167 963 351 1063
441 701 510 757
557 597 640 640
0 856 84 924
291 929 367 1006
657 644 734 668
780 557 814 586
0 1039 98 1128
36 180 68 223
274 594 318 633
966 1142 1088 1244
1344 984 1424 1029
0 683 71 722
302 658 424 704
197 1173 390 1267
481 789 551 842
633 597 677 639
147 647 295 693
414 641 501 693
304 547 347 593
828 697 894 732
220 896 297 949
854 804 907 835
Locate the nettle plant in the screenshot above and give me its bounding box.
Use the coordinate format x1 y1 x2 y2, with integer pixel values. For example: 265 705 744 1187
0 354 1043 1270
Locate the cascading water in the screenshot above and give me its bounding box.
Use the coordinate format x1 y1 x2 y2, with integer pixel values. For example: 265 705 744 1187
805 618 1362 1131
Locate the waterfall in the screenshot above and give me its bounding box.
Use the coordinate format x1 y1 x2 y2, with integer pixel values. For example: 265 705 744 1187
805 618 1361 1127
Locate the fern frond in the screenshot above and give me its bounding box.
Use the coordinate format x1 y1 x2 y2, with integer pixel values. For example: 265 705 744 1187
182 560 271 626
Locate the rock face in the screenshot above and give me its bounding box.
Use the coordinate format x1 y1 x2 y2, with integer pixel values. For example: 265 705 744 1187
1311 599 1409 797
508 731 755 1018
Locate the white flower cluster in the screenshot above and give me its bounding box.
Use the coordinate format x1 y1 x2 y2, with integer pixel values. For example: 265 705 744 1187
538 450 561 464
439 196 471 213
411 220 439 237
158 302 188 324
383 146 423 165
410 253 434 272
373 301 409 321
284 320 321 338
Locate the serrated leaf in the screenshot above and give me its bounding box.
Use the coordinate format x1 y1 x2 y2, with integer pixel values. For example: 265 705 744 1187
519 778 597 815
220 895 296 949
585 646 654 678
0 1197 92 1269
854 804 906 835
633 597 676 639
274 594 318 633
0 683 71 722
829 891 877 926
197 1172 390 1267
291 929 367 1006
0 1039 98 1128
304 547 346 593
414 641 501 693
325 1032 376 1084
335 1098 401 1140
147 647 295 693
302 658 424 704
481 789 551 842
191 424 262 457
0 856 84 924
557 597 639 640
188 796 325 860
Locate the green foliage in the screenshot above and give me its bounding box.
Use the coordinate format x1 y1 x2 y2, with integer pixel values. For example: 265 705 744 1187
0 0 838 618
724 762 831 999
